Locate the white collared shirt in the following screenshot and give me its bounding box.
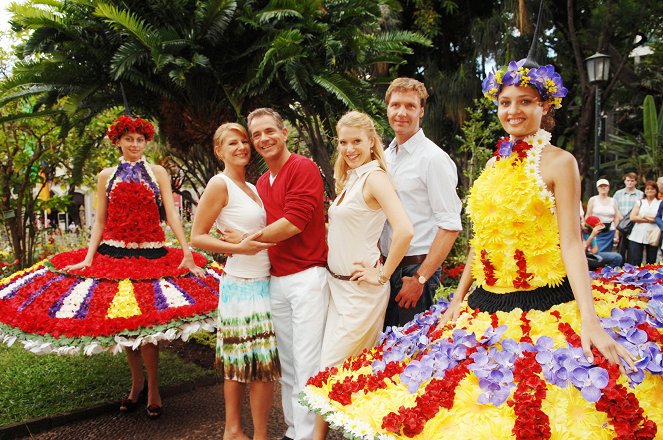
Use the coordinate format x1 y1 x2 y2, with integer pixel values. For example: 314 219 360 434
379 129 462 256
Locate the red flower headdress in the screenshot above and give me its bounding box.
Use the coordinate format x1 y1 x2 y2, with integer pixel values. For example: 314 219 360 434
106 115 155 143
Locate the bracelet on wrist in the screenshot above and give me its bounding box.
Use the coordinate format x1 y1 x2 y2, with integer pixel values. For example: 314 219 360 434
377 267 388 285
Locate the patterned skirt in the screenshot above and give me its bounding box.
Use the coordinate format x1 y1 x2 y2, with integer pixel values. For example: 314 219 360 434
216 274 280 382
0 248 221 355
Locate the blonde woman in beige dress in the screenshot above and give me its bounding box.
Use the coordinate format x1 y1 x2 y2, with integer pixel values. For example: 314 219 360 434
313 111 413 439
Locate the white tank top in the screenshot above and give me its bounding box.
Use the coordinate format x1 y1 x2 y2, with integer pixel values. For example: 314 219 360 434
590 196 617 228
213 173 270 278
327 161 387 276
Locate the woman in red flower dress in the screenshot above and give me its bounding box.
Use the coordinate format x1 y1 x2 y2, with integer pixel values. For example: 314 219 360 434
0 116 222 419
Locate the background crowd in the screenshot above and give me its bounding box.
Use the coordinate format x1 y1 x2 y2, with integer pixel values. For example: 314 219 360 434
582 172 663 268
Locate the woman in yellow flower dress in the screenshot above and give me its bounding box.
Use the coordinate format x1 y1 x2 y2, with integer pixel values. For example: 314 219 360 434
0 116 223 419
300 59 663 439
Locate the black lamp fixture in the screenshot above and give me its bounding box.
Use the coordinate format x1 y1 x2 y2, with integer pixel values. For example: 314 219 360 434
584 52 611 190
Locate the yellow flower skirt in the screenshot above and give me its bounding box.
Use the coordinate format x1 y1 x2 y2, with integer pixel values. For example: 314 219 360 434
302 266 663 439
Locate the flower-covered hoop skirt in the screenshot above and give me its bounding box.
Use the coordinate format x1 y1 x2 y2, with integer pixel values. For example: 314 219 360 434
302 265 663 439
0 248 222 355
0 158 223 355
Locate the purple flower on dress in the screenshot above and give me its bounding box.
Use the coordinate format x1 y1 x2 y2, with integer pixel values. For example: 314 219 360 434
116 161 143 183
153 280 169 311
646 297 663 327
497 141 514 158
481 325 508 346
635 343 663 374
569 366 609 402
400 359 434 393
469 347 516 406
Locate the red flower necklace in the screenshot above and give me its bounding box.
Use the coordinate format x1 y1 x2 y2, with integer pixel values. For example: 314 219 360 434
494 137 534 162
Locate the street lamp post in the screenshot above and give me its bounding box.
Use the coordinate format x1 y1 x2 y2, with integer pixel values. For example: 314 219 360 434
584 52 611 192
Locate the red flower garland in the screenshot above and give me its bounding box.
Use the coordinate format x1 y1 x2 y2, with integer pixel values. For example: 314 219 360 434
480 250 497 286
637 322 663 344
381 360 471 437
106 115 155 142
508 352 551 439
513 250 533 289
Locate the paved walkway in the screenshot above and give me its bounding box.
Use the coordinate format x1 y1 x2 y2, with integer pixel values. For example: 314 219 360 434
13 381 345 440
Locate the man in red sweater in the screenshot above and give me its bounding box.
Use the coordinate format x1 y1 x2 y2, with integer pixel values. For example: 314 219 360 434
247 108 329 440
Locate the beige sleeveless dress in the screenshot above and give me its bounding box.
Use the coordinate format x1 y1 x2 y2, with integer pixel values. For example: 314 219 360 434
320 160 389 368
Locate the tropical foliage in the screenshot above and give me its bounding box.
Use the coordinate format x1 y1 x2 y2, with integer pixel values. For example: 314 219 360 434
3 0 429 195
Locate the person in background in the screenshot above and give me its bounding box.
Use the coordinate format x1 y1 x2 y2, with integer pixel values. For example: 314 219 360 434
613 172 644 216
190 122 278 440
585 178 621 252
613 172 643 261
380 77 462 329
656 176 663 199
627 180 661 266
656 196 663 262
582 215 623 268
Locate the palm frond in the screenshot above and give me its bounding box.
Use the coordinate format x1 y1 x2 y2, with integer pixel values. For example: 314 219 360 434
313 73 367 110
0 109 62 124
94 2 159 49
110 41 150 79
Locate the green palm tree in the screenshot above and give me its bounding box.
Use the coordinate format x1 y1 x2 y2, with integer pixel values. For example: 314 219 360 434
3 0 429 195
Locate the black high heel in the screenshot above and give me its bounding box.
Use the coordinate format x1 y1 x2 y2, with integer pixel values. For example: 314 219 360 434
119 382 148 413
146 404 162 419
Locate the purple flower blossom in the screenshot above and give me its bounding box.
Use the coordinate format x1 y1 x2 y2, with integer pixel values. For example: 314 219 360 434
400 359 434 393
153 280 169 311
469 346 516 406
634 343 663 375
569 366 609 402
481 325 509 346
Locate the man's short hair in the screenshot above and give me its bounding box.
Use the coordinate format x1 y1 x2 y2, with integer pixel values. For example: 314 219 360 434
385 77 429 107
623 172 638 181
247 108 285 132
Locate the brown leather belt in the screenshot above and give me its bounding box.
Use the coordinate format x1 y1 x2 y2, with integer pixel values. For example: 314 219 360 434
326 265 353 281
326 261 379 281
381 254 427 268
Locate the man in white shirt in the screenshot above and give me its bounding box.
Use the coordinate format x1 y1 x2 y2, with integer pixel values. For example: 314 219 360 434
380 77 462 328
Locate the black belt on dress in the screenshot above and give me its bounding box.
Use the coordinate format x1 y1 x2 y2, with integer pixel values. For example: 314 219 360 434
467 278 574 313
98 243 167 259
380 254 427 268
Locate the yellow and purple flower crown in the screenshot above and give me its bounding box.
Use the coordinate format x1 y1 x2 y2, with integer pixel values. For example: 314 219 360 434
482 59 568 109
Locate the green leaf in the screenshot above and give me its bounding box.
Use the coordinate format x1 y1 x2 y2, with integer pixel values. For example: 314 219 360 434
643 95 658 150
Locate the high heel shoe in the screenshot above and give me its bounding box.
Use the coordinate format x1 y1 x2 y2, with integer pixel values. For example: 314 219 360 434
119 382 148 413
146 404 162 419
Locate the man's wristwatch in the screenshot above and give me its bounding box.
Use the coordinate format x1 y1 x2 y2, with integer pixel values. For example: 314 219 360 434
414 271 426 285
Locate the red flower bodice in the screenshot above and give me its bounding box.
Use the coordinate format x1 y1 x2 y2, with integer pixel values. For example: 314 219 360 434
101 181 165 248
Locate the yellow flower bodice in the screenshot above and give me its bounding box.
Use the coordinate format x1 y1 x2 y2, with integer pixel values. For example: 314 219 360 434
467 131 566 293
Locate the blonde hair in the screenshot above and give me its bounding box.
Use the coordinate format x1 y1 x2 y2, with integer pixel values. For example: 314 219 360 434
212 122 249 162
333 111 387 194
385 77 429 107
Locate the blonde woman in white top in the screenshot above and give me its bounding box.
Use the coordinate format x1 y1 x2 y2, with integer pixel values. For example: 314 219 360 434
627 180 661 266
586 178 622 252
190 123 277 440
313 111 413 439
